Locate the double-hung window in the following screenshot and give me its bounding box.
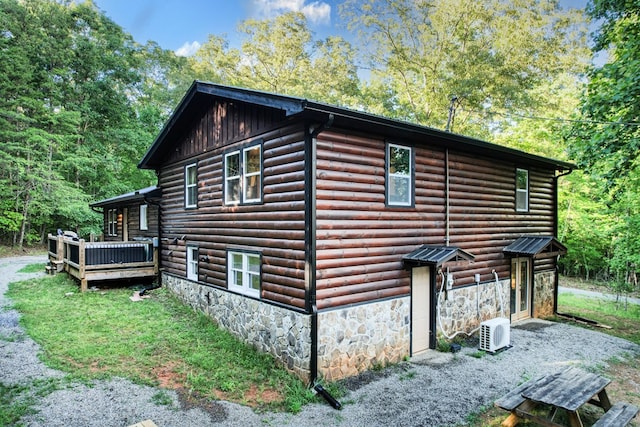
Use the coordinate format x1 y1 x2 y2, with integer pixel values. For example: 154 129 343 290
187 246 198 281
225 143 262 204
516 168 529 212
185 163 198 208
140 204 148 231
107 209 118 236
386 143 413 206
228 251 261 298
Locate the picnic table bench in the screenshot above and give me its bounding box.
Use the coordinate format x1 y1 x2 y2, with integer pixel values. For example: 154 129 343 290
495 366 638 427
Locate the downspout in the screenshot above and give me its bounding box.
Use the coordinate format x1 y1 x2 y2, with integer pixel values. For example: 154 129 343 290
445 148 450 247
307 114 334 390
552 168 573 315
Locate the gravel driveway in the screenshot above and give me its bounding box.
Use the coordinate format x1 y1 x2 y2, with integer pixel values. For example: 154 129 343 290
2 255 639 427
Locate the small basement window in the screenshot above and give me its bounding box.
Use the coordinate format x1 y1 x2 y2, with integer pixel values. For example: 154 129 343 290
227 251 261 298
516 168 529 212
187 246 198 281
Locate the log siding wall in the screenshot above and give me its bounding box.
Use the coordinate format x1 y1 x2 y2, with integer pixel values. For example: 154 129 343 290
102 204 159 242
154 100 558 313
314 130 557 311
158 100 308 309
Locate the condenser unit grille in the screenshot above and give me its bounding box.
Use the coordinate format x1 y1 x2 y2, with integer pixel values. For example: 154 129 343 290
479 318 510 352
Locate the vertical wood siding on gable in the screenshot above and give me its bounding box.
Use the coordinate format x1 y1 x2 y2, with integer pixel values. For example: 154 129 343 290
314 130 557 311
158 115 308 309
163 99 286 165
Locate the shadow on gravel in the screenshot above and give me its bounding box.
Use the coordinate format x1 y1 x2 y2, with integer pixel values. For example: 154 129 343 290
176 389 228 422
512 320 553 332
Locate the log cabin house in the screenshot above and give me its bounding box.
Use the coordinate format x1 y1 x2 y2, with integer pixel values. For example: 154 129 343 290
137 81 571 382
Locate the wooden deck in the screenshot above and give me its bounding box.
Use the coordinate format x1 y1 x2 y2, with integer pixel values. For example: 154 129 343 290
47 234 159 291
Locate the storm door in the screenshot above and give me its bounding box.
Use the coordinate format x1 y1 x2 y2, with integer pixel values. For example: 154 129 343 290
511 257 531 321
411 266 432 354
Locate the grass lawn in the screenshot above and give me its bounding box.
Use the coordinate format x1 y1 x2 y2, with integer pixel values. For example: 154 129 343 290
4 272 314 414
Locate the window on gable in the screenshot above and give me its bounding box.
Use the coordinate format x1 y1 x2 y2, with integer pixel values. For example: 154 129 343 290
225 143 262 205
516 168 529 212
187 245 198 281
107 209 118 236
185 163 198 208
227 250 261 298
140 204 148 231
225 152 241 204
387 143 413 206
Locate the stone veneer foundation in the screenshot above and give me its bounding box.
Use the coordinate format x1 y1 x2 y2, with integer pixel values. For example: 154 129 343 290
163 273 312 381
317 297 410 381
162 270 556 383
437 278 511 338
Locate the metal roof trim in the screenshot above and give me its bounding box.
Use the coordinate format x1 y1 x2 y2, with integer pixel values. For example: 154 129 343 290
90 186 161 208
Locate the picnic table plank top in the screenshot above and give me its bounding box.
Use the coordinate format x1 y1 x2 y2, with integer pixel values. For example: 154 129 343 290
521 366 611 412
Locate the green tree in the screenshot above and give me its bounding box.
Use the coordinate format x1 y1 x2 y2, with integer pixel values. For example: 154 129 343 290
189 12 361 106
340 0 590 137
0 0 181 246
566 0 640 286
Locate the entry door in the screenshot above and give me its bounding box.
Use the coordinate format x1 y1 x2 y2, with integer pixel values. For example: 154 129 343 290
511 257 531 321
412 267 431 355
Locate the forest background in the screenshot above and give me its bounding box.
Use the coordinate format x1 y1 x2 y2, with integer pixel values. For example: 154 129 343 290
0 0 638 287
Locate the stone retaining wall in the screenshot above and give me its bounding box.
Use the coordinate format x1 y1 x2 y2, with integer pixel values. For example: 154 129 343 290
317 297 410 381
162 273 312 381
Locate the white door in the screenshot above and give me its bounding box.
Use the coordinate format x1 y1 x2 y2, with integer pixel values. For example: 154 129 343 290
412 267 431 355
511 257 531 321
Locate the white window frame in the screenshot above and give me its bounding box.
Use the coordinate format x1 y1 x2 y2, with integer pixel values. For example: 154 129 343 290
224 143 262 205
227 251 261 298
185 163 197 208
225 151 241 204
107 209 117 236
243 145 262 203
187 246 198 282
386 143 413 206
516 168 529 212
139 204 148 231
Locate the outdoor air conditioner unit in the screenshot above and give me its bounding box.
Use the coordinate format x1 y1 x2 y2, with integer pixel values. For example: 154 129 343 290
479 317 510 353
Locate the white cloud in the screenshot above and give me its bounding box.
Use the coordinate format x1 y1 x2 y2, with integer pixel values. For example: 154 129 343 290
250 0 331 25
175 41 201 57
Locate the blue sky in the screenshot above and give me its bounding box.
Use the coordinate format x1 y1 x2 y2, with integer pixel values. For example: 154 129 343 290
94 0 589 56
94 0 342 55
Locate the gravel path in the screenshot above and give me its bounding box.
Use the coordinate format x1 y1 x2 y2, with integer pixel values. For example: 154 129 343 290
2 255 639 427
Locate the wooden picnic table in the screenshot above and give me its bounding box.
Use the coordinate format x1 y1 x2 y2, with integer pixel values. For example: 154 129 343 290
496 366 637 427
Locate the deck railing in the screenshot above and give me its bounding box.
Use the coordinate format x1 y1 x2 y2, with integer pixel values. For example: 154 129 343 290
47 234 158 291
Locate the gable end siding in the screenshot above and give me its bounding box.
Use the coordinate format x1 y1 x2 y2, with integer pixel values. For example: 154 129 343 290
162 98 286 165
